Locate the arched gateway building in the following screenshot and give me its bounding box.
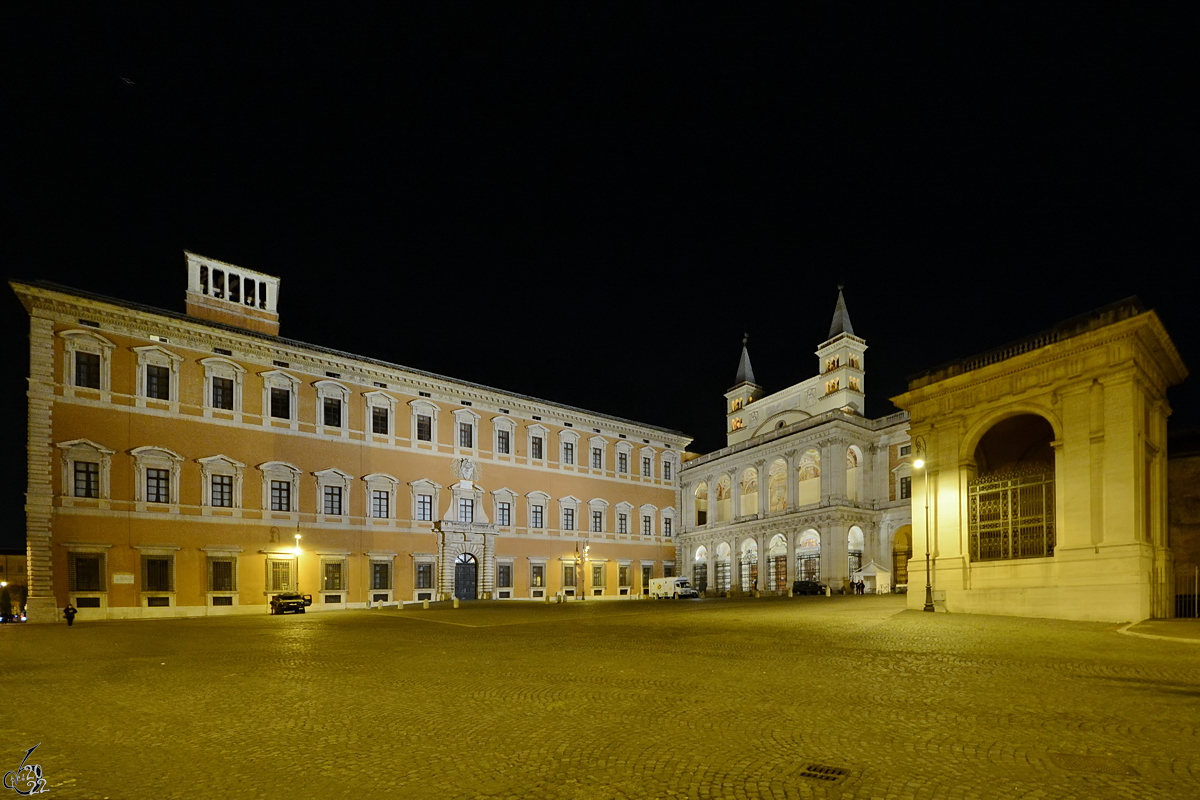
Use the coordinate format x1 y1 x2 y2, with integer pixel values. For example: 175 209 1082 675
892 299 1187 622
678 289 913 595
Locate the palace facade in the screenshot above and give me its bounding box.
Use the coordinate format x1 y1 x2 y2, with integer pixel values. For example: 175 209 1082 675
677 290 913 595
14 253 690 623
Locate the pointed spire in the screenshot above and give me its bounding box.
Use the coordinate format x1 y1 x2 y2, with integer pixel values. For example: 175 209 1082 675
734 332 757 386
828 284 855 339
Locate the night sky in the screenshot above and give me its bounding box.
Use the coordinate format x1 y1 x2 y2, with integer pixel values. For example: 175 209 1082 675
3 5 1197 550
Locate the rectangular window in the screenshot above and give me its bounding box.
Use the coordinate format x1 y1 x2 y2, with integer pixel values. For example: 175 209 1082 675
618 453 628 473
497 501 511 526
371 490 389 518
618 513 628 534
664 461 672 481
531 564 545 587
563 442 574 465
75 351 101 389
416 414 433 441
211 475 233 508
146 365 170 400
531 505 544 528
563 565 576 587
591 448 602 469
497 429 511 454
592 564 604 587
323 485 343 516
899 476 912 500
563 508 575 531
209 558 236 592
591 510 602 533
619 565 630 586
642 565 652 591
269 559 294 592
371 561 392 590
323 561 345 591
531 436 544 460
416 563 433 589
146 468 170 504
459 422 473 448
664 518 673 537
664 564 675 578
68 553 104 591
323 397 342 427
642 515 652 536
74 461 99 498
459 498 474 523
270 480 291 512
142 556 173 592
643 457 652 477
212 377 234 410
416 494 433 521
270 387 290 419
900 444 912 456
371 406 389 435
497 563 513 588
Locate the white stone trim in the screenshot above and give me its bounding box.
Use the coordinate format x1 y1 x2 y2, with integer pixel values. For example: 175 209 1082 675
410 399 440 445
526 490 550 530
259 461 301 517
409 478 442 522
314 379 350 436
527 424 549 462
559 429 580 466
314 467 353 521
587 497 609 532
59 329 115 398
260 369 300 428
56 438 114 507
199 357 245 414
133 345 182 410
197 454 245 514
130 446 183 510
365 390 397 440
453 408 481 451
364 472 399 520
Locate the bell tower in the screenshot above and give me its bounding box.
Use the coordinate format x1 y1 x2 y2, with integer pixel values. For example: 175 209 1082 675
815 285 867 414
725 334 763 446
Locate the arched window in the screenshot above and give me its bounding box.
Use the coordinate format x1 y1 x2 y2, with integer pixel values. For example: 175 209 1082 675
739 467 758 517
968 414 1056 561
797 449 820 506
715 475 732 522
768 459 787 512
693 483 708 525
846 446 863 503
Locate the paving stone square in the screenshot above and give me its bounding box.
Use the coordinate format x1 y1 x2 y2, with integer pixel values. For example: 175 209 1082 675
2 595 1198 799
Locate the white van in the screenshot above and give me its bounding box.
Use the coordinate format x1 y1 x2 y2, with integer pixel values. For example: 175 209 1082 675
649 577 699 599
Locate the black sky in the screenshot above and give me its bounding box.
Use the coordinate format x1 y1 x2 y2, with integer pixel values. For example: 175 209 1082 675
2 4 1197 549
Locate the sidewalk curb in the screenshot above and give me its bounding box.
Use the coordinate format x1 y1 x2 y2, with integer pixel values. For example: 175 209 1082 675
1116 622 1200 644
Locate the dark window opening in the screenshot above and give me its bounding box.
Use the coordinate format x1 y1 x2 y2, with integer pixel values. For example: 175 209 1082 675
75 351 100 389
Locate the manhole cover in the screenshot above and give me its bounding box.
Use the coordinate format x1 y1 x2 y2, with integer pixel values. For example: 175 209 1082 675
1049 753 1138 777
798 764 850 783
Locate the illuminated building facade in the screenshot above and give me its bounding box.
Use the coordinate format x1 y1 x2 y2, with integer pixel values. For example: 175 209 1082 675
14 253 689 623
678 289 913 595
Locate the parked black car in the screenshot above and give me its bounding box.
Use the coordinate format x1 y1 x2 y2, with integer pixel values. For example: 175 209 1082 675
792 580 826 596
270 592 312 614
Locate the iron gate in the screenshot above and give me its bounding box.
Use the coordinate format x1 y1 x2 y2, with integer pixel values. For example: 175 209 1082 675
1174 563 1199 618
968 467 1055 561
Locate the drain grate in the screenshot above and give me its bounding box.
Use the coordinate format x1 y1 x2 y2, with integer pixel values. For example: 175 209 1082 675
798 764 850 783
1049 753 1138 777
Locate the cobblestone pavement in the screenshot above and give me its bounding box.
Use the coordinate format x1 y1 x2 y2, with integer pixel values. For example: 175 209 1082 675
3 596 1199 800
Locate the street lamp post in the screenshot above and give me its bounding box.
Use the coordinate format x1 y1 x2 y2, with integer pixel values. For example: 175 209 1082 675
913 436 935 613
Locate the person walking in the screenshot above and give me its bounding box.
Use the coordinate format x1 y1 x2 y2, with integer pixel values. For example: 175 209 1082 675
63 603 77 627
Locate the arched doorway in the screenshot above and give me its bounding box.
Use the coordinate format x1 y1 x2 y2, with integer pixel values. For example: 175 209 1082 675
796 530 820 581
766 534 787 592
693 546 709 592
740 539 758 592
715 542 732 593
969 414 1056 561
847 527 864 575
891 526 912 585
453 553 478 600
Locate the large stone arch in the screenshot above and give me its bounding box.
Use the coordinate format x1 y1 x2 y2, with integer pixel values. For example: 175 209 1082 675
959 404 1063 466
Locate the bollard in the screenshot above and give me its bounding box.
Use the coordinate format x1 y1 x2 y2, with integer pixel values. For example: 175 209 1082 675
422 599 430 610
453 597 459 609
